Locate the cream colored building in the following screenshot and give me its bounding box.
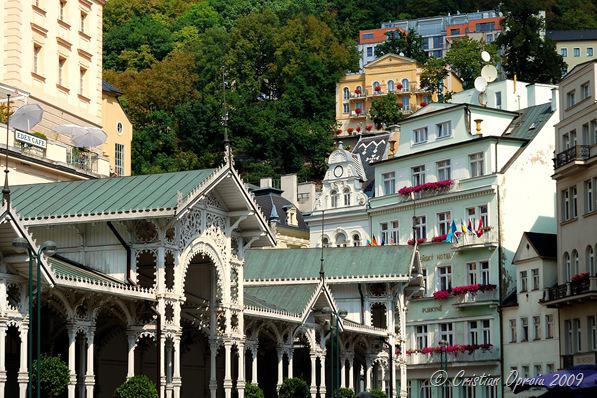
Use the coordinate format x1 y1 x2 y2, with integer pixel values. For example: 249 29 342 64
547 30 597 74
544 59 597 368
336 54 463 137
1 0 133 181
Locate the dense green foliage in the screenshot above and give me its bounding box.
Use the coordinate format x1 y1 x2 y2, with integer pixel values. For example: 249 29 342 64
368 388 388 398
278 378 310 398
420 57 450 101
32 354 70 397
103 0 592 181
334 387 356 398
497 0 566 84
114 375 158 398
245 383 265 398
374 29 428 63
444 38 500 89
369 94 404 128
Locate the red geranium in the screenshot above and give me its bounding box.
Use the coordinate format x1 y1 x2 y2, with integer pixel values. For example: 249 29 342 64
347 127 354 134
397 82 403 90
398 180 454 196
374 85 381 92
355 108 362 115
355 88 362 95
432 234 448 242
407 238 427 245
571 272 590 282
433 290 450 300
336 129 342 135
356 126 361 132
365 124 373 131
420 101 428 107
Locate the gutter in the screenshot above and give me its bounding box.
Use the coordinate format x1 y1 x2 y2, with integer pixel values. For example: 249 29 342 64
107 221 134 284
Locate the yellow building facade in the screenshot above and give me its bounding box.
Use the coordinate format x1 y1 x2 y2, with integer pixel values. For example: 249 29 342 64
335 54 463 136
102 82 132 176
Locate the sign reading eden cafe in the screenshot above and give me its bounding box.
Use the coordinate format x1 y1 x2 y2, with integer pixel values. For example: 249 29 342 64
15 130 47 149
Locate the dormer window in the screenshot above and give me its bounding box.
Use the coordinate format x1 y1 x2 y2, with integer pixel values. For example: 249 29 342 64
286 207 298 226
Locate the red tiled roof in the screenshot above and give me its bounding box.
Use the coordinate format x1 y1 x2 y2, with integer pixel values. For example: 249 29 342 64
359 27 403 45
446 17 503 37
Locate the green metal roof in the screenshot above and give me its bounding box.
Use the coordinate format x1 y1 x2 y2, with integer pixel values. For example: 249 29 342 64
10 169 215 220
244 284 318 316
505 103 554 140
244 246 413 281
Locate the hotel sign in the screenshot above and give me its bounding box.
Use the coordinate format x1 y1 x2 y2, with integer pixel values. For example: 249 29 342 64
15 130 47 149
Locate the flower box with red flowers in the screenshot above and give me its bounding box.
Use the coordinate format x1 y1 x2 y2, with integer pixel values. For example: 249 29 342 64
420 101 428 107
365 124 373 131
397 83 403 90
433 290 450 300
354 88 362 95
398 180 454 196
336 129 342 135
355 126 361 132
374 85 381 92
431 234 448 243
347 127 354 134
355 108 362 115
571 272 590 283
407 238 427 245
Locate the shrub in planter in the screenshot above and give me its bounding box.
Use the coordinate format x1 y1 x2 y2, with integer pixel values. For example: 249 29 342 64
245 383 265 398
32 354 70 397
278 378 310 398
115 375 158 398
334 387 355 398
369 388 387 398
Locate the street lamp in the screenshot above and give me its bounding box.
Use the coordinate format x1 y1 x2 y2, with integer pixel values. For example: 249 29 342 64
12 237 56 398
438 339 448 398
321 307 347 397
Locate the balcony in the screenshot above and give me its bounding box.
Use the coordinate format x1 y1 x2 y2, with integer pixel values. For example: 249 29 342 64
543 276 597 307
67 147 99 173
553 145 590 169
451 229 498 251
453 289 499 309
349 110 367 119
406 348 499 366
349 91 368 100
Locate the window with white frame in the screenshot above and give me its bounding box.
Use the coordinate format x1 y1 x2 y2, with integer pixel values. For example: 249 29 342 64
469 152 485 177
439 323 454 345
79 67 87 96
546 364 555 373
59 0 67 21
380 222 389 244
522 366 530 378
437 212 451 235
468 321 479 344
520 270 528 292
412 165 426 185
58 57 66 86
414 216 426 239
382 171 395 195
335 232 347 247
467 262 477 284
509 319 517 342
572 250 579 275
565 320 573 354
566 90 576 108
330 189 339 208
343 87 350 100
533 316 541 340
571 186 578 218
574 318 582 352
115 143 125 176
343 187 351 206
343 103 349 113
387 80 395 92
532 268 539 290
585 179 594 213
481 261 490 285
565 252 572 281
352 233 361 247
466 207 477 227
562 189 570 221
421 268 428 295
389 221 399 244
322 236 329 248
479 204 488 227
80 11 88 33
534 364 542 376
413 127 428 144
521 318 529 342
561 48 568 57
33 44 42 75
437 266 452 291
581 82 590 100
546 314 554 339
583 123 590 145
416 325 428 349
587 245 595 275
436 121 452 138
436 159 451 181
574 47 581 57
589 316 597 351
482 319 491 344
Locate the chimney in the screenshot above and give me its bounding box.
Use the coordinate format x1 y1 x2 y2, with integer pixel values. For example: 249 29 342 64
551 87 559 112
527 84 536 107
260 178 273 188
280 174 298 206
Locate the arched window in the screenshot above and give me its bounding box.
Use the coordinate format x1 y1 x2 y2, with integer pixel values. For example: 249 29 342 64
387 80 395 92
352 233 361 247
401 78 409 92
343 187 351 206
343 87 350 100
587 245 595 275
330 190 339 208
564 252 571 281
373 81 381 93
335 232 347 247
356 85 363 96
421 380 432 398
322 236 330 248
572 250 579 275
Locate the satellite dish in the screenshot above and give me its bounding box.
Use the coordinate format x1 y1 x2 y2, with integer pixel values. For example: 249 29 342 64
478 92 488 106
474 76 488 92
481 51 491 62
8 104 43 132
481 64 498 82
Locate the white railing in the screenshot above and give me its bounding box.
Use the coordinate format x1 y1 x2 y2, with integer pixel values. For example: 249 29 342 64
406 349 499 366
451 229 498 250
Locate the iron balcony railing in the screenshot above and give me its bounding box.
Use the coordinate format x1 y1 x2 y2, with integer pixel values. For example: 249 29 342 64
544 276 597 302
553 145 590 169
67 147 99 173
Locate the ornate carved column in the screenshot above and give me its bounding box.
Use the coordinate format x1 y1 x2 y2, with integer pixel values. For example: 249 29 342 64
172 335 182 398
287 348 294 380
223 341 233 398
340 355 346 388
319 355 326 397
237 342 245 398
67 326 77 398
160 335 166 398
209 340 218 398
347 354 355 391
85 328 96 398
17 325 28 398
249 344 258 384
276 347 284 388
126 332 136 379
0 322 6 397
309 354 317 398
365 359 372 392
380 361 386 393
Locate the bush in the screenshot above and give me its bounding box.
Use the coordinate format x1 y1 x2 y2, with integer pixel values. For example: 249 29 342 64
114 375 158 398
245 383 265 398
334 387 355 398
32 354 70 397
369 388 387 398
278 378 310 398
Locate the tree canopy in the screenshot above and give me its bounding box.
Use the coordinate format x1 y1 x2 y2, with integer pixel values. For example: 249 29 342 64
374 29 428 63
444 38 500 89
369 94 404 128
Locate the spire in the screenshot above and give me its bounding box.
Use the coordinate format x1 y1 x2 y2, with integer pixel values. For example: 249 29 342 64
2 94 11 207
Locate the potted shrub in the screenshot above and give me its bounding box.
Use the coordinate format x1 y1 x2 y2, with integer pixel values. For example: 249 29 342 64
278 378 310 398
334 387 355 398
115 375 158 398
245 383 265 398
369 388 387 398
32 354 70 398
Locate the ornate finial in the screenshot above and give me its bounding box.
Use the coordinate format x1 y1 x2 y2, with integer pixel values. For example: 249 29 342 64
3 94 11 207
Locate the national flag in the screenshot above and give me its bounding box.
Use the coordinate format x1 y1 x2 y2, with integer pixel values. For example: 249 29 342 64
467 219 473 233
445 220 457 243
366 240 372 246
476 217 484 238
372 235 378 246
380 236 385 246
461 219 467 233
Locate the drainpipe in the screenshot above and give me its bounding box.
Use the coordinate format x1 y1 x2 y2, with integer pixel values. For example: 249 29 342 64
496 184 505 398
358 284 365 324
107 221 133 284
